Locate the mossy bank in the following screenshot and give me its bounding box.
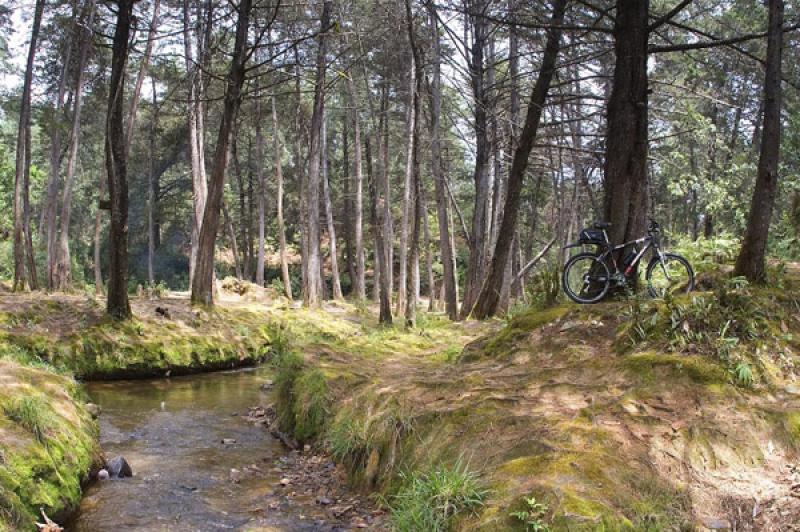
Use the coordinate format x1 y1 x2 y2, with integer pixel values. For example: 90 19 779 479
0 355 101 531
0 294 276 380
272 285 800 530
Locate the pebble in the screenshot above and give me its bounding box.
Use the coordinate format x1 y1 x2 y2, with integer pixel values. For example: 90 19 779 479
221 438 237 445
701 517 732 531
97 469 109 480
279 478 291 486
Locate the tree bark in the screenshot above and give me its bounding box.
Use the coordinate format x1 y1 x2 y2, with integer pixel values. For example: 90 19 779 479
190 0 252 305
603 0 650 247
105 0 136 319
255 99 267 286
272 95 293 299
148 76 158 284
43 9 76 290
13 0 44 291
734 0 783 283
53 0 96 291
425 2 458 320
345 75 366 300
461 0 492 317
184 0 208 288
471 0 567 319
322 113 343 300
302 0 332 308
397 41 417 315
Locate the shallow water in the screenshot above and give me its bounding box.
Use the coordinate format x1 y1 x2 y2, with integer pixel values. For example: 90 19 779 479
68 368 338 531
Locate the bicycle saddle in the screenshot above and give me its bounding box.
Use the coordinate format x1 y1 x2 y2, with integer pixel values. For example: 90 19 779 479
593 222 611 230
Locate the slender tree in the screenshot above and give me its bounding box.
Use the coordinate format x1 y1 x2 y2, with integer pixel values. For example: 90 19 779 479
302 0 332 308
12 0 44 291
53 0 97 291
190 0 253 305
471 0 568 319
105 0 137 319
426 2 458 319
272 95 293 299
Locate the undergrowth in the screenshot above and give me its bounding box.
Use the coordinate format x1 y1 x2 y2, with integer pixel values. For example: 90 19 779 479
3 396 53 443
619 276 798 387
387 460 487 532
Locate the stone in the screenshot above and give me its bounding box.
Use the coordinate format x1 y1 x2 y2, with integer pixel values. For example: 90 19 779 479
221 438 237 445
105 456 133 478
701 518 731 531
85 403 101 419
316 496 333 505
559 320 580 332
785 384 800 396
279 478 291 486
97 469 109 480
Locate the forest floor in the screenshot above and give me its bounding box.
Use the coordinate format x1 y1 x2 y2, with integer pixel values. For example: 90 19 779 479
1 269 799 530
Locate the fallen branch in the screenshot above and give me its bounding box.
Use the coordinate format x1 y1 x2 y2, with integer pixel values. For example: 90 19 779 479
513 237 557 283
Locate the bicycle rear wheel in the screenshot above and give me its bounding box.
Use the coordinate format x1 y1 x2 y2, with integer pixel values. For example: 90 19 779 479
562 253 611 304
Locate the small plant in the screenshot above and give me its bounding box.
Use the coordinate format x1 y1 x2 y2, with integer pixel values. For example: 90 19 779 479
509 496 550 532
3 396 52 443
389 459 487 532
732 362 754 387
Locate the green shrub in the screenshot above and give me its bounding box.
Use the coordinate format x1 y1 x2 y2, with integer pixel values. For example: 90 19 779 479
273 350 305 435
265 321 292 358
672 235 739 273
389 460 487 532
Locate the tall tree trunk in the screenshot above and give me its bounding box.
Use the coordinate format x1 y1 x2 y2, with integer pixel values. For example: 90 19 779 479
322 113 343 300
603 0 650 247
461 0 491 317
342 111 356 292
105 0 136 319
294 46 308 298
190 0 252 305
53 0 96 291
379 86 393 303
94 171 106 294
734 0 784 283
397 43 417 315
425 3 458 319
302 0 332 308
273 95 293 299
255 100 267 286
345 75 366 300
13 0 44 291
43 11 75 290
184 0 208 288
471 0 567 319
368 133 392 324
148 76 157 284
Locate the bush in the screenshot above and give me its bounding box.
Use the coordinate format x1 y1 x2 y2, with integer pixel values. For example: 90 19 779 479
389 460 487 532
509 496 550 532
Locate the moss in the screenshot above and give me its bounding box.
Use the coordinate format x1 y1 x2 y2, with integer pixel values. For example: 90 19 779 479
622 351 729 385
466 306 569 361
785 412 800 445
0 360 100 531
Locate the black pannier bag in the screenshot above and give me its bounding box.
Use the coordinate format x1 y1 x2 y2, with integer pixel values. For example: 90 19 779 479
578 228 606 244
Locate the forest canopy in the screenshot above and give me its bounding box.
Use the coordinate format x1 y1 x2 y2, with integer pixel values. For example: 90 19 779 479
0 0 798 321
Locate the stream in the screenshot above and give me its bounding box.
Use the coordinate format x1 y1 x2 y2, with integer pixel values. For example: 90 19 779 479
67 368 379 531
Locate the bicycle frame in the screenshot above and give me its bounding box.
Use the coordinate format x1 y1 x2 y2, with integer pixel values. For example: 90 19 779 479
588 234 667 280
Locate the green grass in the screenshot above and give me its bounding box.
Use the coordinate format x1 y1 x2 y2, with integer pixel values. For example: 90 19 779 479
388 460 487 532
3 396 53 443
292 369 329 442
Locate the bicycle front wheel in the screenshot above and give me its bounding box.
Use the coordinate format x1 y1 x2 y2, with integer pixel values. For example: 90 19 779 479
562 253 611 304
646 253 694 298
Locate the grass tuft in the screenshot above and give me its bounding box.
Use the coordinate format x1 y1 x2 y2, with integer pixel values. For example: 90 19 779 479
388 459 487 532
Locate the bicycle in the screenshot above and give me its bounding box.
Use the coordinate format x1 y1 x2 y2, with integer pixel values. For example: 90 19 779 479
561 219 694 304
